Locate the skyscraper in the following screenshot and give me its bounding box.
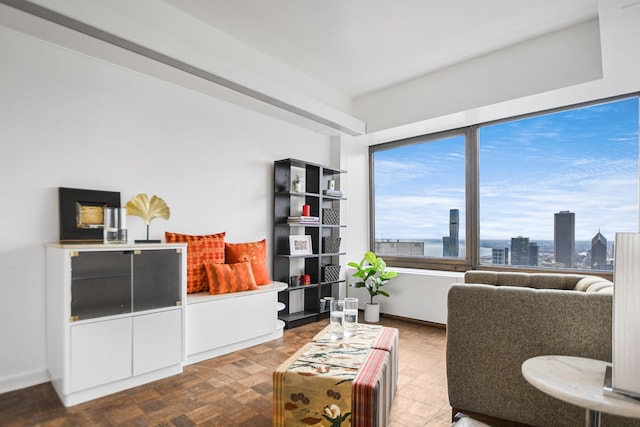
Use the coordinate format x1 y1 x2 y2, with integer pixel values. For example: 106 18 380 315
442 236 450 257
528 242 539 266
511 236 529 266
442 209 460 257
448 209 459 257
554 211 575 268
591 230 607 270
492 248 509 265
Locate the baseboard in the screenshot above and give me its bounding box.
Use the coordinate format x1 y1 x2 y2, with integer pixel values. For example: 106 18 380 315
0 368 50 394
382 313 446 329
184 329 284 365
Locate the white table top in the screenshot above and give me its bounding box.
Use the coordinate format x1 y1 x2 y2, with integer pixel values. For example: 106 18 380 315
522 355 640 419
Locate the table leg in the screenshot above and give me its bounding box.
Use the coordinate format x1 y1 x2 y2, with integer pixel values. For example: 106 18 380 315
585 409 601 427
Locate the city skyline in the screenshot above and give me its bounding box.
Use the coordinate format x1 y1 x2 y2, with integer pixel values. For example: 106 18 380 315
374 97 639 242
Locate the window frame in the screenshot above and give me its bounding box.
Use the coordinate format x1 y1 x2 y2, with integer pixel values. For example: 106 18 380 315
368 93 640 279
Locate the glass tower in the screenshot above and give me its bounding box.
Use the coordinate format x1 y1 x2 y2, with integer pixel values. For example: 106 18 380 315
554 211 575 268
448 209 459 257
591 230 607 270
511 236 530 266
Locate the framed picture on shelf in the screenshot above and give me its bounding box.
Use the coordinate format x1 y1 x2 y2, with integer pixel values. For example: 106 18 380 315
289 235 312 255
58 187 121 242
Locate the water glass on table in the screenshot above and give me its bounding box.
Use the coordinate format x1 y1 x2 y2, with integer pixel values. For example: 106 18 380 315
344 297 358 337
330 299 344 339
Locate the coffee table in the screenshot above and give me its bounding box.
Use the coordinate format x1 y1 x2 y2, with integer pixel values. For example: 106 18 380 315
522 355 640 427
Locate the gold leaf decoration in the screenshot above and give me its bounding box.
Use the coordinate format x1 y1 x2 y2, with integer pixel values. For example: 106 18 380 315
125 194 170 225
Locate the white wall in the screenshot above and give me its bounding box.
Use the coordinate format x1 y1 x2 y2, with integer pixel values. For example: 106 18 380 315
0 26 335 392
348 269 464 325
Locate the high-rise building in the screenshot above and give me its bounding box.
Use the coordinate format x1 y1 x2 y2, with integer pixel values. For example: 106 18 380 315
511 236 529 266
442 236 450 257
591 230 607 270
554 211 575 268
442 209 460 257
528 242 539 266
448 209 459 257
492 248 509 265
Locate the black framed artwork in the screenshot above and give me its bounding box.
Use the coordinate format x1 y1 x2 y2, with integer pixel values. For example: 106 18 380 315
59 187 121 242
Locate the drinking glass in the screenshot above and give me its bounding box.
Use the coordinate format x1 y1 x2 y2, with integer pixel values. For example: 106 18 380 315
343 297 358 336
103 207 127 243
329 299 344 339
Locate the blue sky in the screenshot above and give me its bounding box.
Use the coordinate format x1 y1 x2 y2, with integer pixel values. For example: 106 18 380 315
374 97 639 242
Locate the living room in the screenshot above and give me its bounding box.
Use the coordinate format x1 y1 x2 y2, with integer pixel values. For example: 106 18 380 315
1 0 639 426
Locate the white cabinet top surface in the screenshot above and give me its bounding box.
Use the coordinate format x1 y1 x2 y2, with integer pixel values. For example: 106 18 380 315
46 242 187 250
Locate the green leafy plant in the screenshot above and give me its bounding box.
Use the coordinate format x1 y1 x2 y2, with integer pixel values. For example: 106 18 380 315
348 251 398 305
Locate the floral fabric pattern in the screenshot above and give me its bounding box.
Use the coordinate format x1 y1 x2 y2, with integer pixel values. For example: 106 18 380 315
273 324 397 426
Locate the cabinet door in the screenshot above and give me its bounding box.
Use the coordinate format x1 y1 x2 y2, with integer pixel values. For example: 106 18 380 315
71 251 132 320
236 292 276 342
70 318 131 392
186 299 235 356
133 249 181 311
133 310 182 376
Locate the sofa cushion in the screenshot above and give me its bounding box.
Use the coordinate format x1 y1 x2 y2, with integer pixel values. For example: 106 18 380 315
595 285 614 294
528 273 577 290
225 239 270 285
165 231 225 293
464 271 500 285
586 280 614 293
465 271 595 291
574 276 611 292
205 261 258 295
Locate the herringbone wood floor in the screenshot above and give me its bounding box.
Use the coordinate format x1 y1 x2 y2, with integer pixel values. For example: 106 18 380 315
0 316 451 427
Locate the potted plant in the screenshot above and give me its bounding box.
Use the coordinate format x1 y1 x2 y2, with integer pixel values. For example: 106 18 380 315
348 251 398 322
292 175 303 192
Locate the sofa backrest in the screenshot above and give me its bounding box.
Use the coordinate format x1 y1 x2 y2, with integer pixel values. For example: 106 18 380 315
464 270 613 293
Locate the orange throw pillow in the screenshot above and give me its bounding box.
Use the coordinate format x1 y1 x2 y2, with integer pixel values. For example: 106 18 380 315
206 261 258 295
225 239 270 285
165 231 225 293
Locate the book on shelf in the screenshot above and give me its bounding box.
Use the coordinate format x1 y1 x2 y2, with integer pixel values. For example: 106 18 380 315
287 216 320 224
323 189 343 197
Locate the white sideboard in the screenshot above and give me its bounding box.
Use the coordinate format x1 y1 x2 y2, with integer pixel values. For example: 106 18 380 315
45 243 187 407
185 282 287 365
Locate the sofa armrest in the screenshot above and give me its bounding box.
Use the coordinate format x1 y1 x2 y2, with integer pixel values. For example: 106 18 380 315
446 283 612 426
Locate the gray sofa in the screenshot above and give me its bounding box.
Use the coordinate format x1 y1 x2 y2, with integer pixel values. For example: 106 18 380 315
446 271 640 427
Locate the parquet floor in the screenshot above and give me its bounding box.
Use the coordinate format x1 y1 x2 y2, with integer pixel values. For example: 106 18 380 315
0 315 451 427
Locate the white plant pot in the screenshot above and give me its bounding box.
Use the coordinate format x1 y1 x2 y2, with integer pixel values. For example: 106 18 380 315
364 303 380 323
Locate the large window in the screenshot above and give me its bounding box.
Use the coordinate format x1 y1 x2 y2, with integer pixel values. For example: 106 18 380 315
372 131 468 267
370 95 639 273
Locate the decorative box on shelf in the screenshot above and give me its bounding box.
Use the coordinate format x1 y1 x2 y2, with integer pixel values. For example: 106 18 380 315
323 237 341 253
322 208 340 225
322 264 341 282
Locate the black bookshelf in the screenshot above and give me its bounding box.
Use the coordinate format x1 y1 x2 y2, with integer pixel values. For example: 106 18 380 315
273 159 346 328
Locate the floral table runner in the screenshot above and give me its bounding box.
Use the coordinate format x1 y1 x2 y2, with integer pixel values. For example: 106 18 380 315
274 324 397 426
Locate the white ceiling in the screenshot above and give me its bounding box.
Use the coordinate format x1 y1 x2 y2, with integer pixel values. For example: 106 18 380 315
161 0 598 99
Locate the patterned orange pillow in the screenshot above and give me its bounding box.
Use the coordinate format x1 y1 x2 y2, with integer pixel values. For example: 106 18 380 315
225 239 270 285
205 261 258 295
165 231 225 293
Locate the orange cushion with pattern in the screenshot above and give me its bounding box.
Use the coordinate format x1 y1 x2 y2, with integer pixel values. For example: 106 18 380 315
205 261 258 295
165 231 225 293
224 239 270 285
